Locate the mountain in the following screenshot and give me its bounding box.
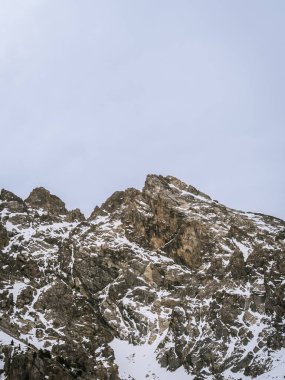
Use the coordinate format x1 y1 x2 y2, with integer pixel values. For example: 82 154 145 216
0 175 284 380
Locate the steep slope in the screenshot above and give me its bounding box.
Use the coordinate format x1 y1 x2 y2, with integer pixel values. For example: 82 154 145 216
0 175 284 380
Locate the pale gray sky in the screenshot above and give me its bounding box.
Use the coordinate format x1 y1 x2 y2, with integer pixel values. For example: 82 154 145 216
0 0 284 218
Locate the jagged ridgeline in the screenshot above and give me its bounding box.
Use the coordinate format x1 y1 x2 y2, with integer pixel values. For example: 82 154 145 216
0 175 284 380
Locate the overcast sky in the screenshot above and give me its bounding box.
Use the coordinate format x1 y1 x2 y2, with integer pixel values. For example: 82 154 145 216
0 0 284 218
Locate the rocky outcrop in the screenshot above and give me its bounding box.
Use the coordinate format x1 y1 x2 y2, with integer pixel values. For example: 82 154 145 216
2 345 73 380
0 222 8 250
66 208 85 222
25 187 67 215
0 189 27 213
0 176 284 380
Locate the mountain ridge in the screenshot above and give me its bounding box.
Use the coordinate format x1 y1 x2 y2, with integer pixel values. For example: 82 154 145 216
1 174 282 222
0 174 284 380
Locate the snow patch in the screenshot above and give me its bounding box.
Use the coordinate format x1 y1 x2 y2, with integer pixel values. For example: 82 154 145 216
8 282 28 304
232 239 251 261
110 332 192 380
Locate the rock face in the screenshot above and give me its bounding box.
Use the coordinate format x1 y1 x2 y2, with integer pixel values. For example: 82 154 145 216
0 175 284 380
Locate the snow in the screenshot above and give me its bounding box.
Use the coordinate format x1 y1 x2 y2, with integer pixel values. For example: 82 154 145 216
168 183 212 205
69 245 75 277
37 221 77 239
232 239 251 261
20 329 46 349
91 215 110 225
245 213 282 234
0 329 27 350
110 331 193 380
257 348 285 379
0 360 4 379
220 243 233 253
8 282 27 304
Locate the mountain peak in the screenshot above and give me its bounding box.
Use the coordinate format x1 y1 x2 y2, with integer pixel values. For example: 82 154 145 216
25 186 67 215
0 188 23 203
0 188 27 213
143 174 211 200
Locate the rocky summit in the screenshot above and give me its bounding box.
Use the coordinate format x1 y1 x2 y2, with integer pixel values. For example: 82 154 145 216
0 175 284 380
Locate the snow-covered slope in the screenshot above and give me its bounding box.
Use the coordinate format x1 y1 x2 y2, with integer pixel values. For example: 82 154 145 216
0 175 284 380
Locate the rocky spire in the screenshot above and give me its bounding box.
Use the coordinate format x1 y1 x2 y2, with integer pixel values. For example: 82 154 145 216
25 187 67 215
0 188 27 213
